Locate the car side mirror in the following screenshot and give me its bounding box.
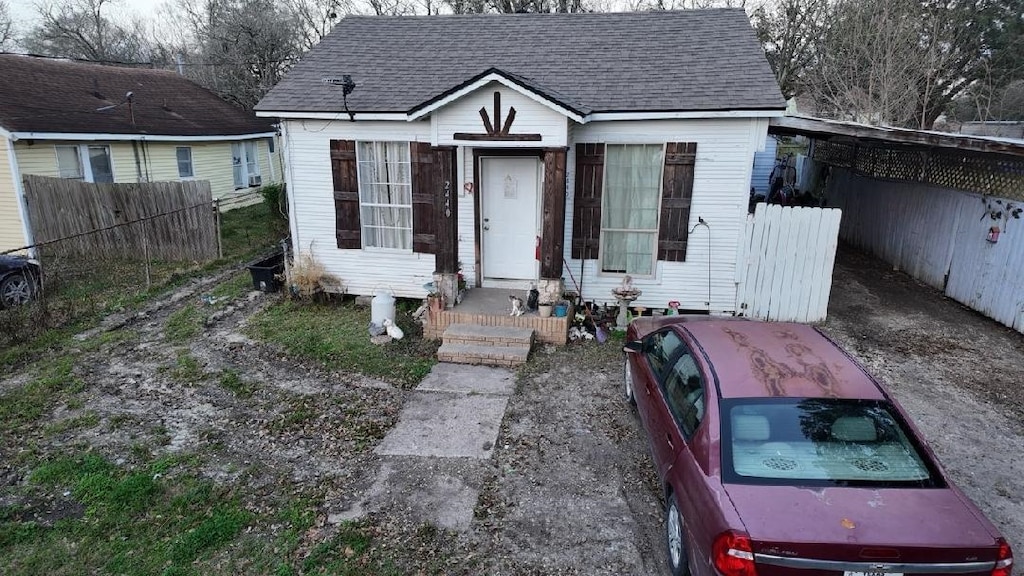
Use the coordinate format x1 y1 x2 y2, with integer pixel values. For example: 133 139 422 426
623 340 644 353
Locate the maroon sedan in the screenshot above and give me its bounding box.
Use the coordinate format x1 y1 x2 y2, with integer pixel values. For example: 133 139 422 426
623 317 1014 576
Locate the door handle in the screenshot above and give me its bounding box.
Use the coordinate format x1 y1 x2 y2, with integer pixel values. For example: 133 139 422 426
665 433 675 450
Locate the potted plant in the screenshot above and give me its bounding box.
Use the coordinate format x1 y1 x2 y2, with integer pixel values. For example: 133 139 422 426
538 301 554 318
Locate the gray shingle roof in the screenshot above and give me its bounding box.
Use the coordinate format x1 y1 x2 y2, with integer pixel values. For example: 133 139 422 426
256 9 786 115
0 54 274 136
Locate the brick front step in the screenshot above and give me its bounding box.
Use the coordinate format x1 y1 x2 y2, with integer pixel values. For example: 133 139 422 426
437 343 531 367
442 324 534 347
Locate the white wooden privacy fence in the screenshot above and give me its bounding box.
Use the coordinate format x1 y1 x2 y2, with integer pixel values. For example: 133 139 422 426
735 204 843 322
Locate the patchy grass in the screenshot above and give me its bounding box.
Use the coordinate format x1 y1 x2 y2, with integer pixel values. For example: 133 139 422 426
165 305 204 343
43 411 101 438
2 452 252 576
0 357 80 436
247 300 437 387
2 450 465 576
209 271 253 303
0 203 285 369
168 351 207 385
219 203 288 264
217 369 255 398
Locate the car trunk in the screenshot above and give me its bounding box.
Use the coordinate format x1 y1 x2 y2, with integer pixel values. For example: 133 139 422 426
725 484 1000 572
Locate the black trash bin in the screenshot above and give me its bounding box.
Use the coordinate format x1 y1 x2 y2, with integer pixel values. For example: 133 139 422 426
247 252 284 293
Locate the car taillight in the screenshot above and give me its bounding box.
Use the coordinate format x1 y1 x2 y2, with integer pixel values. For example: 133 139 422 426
713 530 757 576
993 538 1013 576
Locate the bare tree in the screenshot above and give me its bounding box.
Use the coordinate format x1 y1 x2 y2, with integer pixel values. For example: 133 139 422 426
23 0 153 63
171 0 302 109
803 0 926 126
288 0 353 49
0 1 14 50
751 0 828 100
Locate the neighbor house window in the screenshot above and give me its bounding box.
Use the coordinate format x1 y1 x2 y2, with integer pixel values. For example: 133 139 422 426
232 141 261 188
600 144 664 276
176 146 194 178
87 145 114 183
55 145 84 179
356 141 412 250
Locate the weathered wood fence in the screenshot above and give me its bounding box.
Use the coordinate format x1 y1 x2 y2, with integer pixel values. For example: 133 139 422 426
22 175 218 262
827 168 1024 334
735 203 843 323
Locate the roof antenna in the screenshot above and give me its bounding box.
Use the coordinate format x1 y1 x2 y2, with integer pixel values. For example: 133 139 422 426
125 91 135 127
322 75 357 122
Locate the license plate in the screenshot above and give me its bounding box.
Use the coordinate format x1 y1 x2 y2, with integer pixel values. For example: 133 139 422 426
844 572 904 576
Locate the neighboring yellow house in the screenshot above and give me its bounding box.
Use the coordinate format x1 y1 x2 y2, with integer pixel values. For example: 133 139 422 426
0 54 283 254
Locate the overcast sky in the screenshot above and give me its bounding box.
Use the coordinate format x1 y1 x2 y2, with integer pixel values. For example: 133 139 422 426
8 0 171 29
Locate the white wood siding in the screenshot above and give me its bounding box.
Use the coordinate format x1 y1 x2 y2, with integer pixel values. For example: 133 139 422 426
434 83 568 147
281 119 435 297
565 118 763 312
827 168 1024 333
735 204 842 322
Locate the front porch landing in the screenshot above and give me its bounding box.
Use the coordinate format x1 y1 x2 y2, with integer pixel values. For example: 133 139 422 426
424 288 572 345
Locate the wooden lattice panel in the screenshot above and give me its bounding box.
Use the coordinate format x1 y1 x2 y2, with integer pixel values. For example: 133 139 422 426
813 140 856 168
812 139 1024 201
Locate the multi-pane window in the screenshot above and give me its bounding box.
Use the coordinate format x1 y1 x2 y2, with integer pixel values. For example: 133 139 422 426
55 145 84 179
601 144 664 276
356 141 412 250
176 146 194 178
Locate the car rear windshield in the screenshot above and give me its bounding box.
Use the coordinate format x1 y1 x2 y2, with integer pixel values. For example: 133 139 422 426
722 398 944 488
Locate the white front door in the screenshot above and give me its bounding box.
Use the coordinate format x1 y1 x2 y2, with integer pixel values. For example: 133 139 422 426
481 157 540 284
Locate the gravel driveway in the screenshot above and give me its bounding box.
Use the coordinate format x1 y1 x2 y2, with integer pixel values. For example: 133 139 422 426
478 246 1024 573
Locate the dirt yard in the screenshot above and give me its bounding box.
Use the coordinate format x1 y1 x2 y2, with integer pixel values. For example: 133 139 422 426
1 246 1022 574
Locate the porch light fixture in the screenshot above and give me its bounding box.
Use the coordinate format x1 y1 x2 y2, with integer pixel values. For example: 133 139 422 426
321 75 357 122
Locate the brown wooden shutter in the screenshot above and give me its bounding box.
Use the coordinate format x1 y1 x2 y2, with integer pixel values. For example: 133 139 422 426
433 146 458 272
571 143 604 259
330 139 361 249
658 142 697 262
540 147 568 278
410 141 436 254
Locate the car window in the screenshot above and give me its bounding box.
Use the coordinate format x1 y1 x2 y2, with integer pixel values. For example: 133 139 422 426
644 329 683 377
722 398 944 488
662 351 705 437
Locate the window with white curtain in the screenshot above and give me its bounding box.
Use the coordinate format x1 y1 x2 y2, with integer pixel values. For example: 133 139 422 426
55 145 84 179
600 144 664 276
356 141 412 250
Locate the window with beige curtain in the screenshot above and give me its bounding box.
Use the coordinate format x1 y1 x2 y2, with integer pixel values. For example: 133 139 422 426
600 144 664 275
356 141 412 250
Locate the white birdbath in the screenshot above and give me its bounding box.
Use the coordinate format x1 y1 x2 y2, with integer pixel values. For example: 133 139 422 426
611 288 642 329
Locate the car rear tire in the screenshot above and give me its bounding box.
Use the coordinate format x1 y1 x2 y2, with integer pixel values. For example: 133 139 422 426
666 496 690 576
623 355 636 407
0 272 34 308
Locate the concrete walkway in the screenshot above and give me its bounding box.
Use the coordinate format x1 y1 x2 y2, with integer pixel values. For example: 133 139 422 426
331 363 516 531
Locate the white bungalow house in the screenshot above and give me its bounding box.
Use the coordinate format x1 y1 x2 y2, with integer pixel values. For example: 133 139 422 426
256 9 786 314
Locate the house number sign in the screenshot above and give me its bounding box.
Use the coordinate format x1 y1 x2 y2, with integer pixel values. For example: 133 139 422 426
444 179 452 218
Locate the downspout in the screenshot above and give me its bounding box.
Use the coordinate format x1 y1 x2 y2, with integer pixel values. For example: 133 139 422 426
131 140 143 182
6 137 36 255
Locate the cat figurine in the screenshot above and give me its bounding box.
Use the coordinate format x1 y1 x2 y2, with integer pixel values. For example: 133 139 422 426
509 294 525 317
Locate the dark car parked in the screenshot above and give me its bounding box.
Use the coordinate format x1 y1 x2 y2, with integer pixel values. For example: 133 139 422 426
623 316 1014 576
0 254 41 308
